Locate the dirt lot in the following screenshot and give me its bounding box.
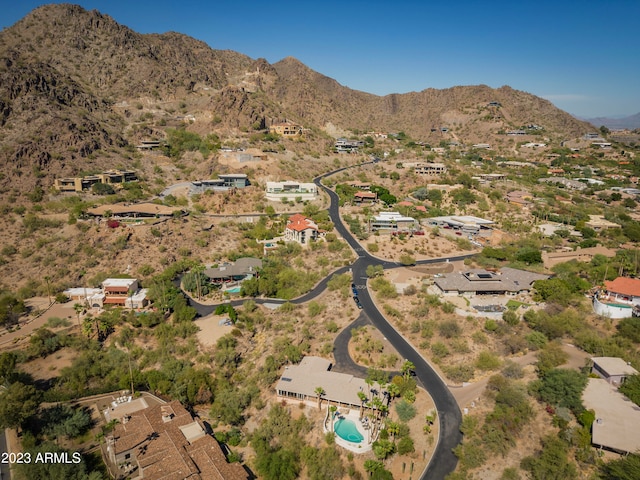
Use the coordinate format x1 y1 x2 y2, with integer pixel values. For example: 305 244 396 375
194 314 236 347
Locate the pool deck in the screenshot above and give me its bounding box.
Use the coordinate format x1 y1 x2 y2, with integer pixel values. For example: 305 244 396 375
324 408 373 453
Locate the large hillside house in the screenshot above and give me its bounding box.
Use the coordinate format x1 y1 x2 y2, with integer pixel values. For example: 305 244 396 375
276 356 369 409
105 400 248 480
285 214 319 245
353 191 377 204
369 212 418 233
593 277 640 318
265 181 318 201
413 162 447 178
64 278 148 309
55 169 138 192
434 267 549 297
425 215 494 236
270 121 303 137
204 257 262 284
102 278 147 308
335 138 364 153
189 175 251 193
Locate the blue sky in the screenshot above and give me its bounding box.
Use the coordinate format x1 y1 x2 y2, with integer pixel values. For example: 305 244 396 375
2 1 639 118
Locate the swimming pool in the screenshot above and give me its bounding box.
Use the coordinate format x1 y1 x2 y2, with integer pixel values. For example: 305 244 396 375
225 286 241 294
334 418 364 443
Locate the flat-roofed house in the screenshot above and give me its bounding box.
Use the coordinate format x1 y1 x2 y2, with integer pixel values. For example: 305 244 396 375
102 278 138 306
86 203 184 218
591 357 639 386
370 212 418 233
105 400 249 480
285 214 319 245
541 245 616 269
414 163 447 178
585 215 619 231
583 378 640 454
593 276 640 318
335 138 364 153
270 121 303 136
425 215 494 235
265 181 318 201
63 287 105 308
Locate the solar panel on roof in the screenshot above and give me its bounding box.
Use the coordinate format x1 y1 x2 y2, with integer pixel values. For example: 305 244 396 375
281 377 292 382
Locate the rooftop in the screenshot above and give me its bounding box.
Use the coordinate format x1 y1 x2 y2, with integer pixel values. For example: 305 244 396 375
275 356 370 407
204 257 262 279
604 277 640 297
583 378 640 454
434 267 549 294
109 400 248 480
592 357 639 377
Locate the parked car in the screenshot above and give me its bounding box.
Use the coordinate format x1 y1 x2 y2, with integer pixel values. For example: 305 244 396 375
353 296 363 309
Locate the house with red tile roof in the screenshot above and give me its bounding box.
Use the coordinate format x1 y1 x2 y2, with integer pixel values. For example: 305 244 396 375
105 400 248 480
593 277 640 318
353 191 377 204
284 214 319 245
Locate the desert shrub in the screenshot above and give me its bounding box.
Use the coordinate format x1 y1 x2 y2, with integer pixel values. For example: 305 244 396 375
395 400 417 422
502 361 524 379
397 436 415 455
443 364 475 383
476 351 502 371
438 319 461 338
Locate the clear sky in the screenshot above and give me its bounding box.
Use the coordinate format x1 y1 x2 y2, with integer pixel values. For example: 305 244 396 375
2 0 639 118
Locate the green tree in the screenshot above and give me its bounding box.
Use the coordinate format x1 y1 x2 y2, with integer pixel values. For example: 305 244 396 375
600 453 640 480
14 442 92 480
0 381 41 430
372 438 396 460
529 368 587 414
521 435 577 480
0 351 18 384
619 374 640 406
91 182 115 195
0 293 27 327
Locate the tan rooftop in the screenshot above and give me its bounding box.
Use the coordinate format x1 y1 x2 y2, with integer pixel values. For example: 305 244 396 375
583 378 640 454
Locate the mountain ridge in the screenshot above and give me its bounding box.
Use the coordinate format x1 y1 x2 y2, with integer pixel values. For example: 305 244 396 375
0 3 595 192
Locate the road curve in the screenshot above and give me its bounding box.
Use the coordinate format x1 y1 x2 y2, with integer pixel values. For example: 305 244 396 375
187 161 464 479
314 164 463 479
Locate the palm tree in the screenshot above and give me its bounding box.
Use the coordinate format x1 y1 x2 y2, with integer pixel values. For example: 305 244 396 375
82 316 94 339
401 360 415 380
73 303 84 328
314 386 325 409
329 405 338 431
386 420 400 440
365 377 374 403
386 383 400 405
357 391 367 419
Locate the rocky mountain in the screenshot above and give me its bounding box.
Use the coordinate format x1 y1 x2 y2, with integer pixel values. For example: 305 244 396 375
585 113 640 130
0 3 594 193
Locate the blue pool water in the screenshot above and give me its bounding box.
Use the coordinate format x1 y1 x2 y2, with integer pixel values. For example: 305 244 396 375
334 418 364 443
225 287 242 294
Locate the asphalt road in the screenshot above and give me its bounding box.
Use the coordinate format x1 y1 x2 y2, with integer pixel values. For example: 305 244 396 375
314 169 463 479
0 430 11 480
187 160 466 479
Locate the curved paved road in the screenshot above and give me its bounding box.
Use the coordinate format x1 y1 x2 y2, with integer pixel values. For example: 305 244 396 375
314 165 463 480
187 160 465 479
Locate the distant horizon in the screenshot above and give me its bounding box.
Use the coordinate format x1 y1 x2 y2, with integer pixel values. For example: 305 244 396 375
2 1 639 119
